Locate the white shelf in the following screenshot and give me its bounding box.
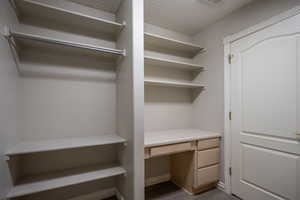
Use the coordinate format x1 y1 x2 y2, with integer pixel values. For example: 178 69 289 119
10 0 125 37
3 30 125 72
5 134 126 156
7 164 126 198
69 0 122 13
7 31 125 56
144 78 205 89
144 32 205 58
144 55 205 70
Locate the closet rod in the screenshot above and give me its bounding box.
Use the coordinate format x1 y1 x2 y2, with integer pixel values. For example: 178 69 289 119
3 29 126 56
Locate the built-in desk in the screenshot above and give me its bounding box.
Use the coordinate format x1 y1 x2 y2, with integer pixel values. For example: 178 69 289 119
144 129 221 194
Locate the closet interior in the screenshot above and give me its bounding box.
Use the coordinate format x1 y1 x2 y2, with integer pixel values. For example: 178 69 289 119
2 0 300 200
0 0 232 199
1 0 144 199
144 12 221 195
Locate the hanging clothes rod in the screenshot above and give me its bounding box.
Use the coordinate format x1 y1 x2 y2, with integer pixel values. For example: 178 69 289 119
3 29 126 56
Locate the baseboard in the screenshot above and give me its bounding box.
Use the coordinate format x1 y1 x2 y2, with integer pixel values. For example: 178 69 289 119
217 181 225 192
145 173 171 187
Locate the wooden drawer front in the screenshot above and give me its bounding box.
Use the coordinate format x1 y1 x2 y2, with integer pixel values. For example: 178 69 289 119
197 148 219 168
197 138 219 150
145 148 150 159
196 164 219 187
150 142 192 157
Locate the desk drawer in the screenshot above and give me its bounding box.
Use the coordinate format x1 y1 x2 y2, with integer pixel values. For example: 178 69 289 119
196 164 219 187
197 138 219 150
197 148 219 168
145 148 150 159
150 142 192 157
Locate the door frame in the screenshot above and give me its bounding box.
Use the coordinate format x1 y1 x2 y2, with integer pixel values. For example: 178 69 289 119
223 5 300 195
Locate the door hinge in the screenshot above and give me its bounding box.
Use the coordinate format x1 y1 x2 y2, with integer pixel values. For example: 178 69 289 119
228 54 233 64
229 112 232 120
229 167 232 176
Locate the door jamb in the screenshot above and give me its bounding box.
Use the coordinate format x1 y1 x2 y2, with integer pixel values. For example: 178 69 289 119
222 5 300 195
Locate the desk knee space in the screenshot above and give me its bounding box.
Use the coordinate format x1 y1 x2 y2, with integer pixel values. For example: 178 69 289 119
145 137 221 195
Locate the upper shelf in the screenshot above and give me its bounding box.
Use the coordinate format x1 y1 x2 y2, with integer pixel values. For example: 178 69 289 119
5 30 125 60
144 55 205 70
10 0 125 37
5 134 126 156
144 78 206 89
7 164 126 198
144 32 205 58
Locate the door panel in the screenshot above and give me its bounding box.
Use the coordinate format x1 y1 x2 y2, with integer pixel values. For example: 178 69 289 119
242 36 297 138
241 133 300 155
241 144 298 200
231 13 300 200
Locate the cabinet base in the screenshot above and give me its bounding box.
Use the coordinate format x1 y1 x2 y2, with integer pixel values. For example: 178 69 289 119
191 182 218 194
172 180 218 195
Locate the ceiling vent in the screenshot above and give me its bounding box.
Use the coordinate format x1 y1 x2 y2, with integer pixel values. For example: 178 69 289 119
198 0 224 6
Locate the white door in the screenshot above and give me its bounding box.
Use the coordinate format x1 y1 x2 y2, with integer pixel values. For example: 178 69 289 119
231 13 300 200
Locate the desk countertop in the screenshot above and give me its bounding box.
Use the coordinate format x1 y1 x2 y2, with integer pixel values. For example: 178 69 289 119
144 129 221 148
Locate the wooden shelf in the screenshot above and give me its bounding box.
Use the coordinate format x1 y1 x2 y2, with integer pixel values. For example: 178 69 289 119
144 32 205 58
144 55 205 70
7 164 126 198
144 78 205 89
10 0 125 37
5 134 126 156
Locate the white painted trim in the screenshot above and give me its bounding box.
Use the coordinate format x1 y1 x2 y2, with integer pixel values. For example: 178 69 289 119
145 173 171 187
224 5 300 44
223 4 300 196
223 42 232 195
217 181 225 192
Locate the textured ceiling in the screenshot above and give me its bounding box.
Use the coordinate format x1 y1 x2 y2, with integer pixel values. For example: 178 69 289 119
69 0 253 35
145 0 253 35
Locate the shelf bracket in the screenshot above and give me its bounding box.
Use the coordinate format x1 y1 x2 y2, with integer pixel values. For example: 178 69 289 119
4 155 10 161
122 49 126 57
2 26 9 37
2 26 21 74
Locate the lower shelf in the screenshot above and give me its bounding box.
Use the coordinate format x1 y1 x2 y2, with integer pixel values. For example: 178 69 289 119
66 187 118 200
7 164 126 198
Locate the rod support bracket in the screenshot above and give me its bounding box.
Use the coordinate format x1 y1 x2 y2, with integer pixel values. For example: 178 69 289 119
4 155 10 161
2 25 10 37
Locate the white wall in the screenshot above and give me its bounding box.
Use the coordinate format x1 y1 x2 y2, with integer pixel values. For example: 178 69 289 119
0 1 19 198
144 24 196 181
15 0 118 142
144 23 195 133
192 0 300 182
